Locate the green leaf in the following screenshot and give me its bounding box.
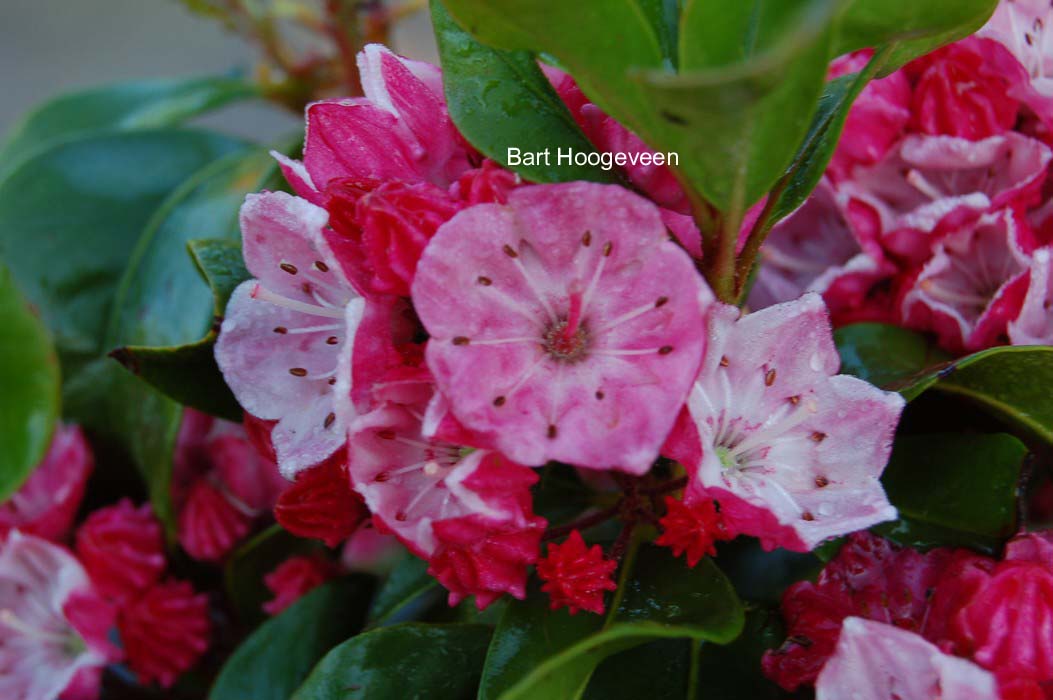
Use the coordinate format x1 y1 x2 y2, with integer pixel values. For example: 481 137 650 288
210 577 375 700
835 323 951 389
432 0 616 184
107 153 275 422
0 130 246 382
638 0 680 67
692 608 784 700
224 524 325 626
483 544 744 700
291 623 493 700
0 265 60 499
876 433 1027 552
367 554 442 628
583 639 691 700
0 76 257 178
636 0 838 209
834 0 1000 67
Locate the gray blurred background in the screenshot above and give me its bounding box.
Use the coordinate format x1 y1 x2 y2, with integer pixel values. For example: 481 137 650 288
0 0 439 141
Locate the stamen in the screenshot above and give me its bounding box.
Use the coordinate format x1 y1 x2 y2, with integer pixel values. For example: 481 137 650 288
285 323 342 335
280 262 298 275
324 413 336 428
477 276 493 286
582 230 592 247
765 369 777 386
593 300 661 335
251 284 345 319
314 260 329 272
289 368 308 377
0 609 72 645
906 169 945 201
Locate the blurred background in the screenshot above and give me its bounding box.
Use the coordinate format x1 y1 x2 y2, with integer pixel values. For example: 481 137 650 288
0 0 439 140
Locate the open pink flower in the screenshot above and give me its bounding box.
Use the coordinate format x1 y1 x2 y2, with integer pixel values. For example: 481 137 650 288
901 209 1036 351
412 182 711 472
0 424 93 542
1009 247 1053 345
216 191 366 477
816 617 998 700
347 401 541 558
980 0 1053 126
748 178 894 314
841 132 1051 262
669 295 901 552
0 531 119 700
274 44 471 202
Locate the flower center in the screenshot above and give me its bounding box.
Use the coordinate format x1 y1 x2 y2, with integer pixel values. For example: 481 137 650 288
543 319 590 363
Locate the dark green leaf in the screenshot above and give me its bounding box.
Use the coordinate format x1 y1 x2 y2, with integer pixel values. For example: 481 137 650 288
583 639 691 700
637 0 838 209
896 346 1053 445
0 77 256 178
835 323 951 389
224 524 325 626
714 538 821 605
367 554 442 628
692 608 784 700
638 0 680 67
432 0 616 184
876 432 1027 552
483 544 744 700
210 577 375 700
291 623 493 700
0 265 60 499
189 238 253 313
0 130 245 381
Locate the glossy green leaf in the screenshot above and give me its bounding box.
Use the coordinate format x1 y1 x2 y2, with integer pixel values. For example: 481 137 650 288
0 130 245 382
0 76 257 178
367 554 441 628
637 0 838 209
876 433 1026 552
583 639 691 700
108 154 273 423
834 0 1000 67
482 544 744 700
432 1 616 184
835 323 951 389
638 0 680 67
224 524 324 626
291 623 493 700
692 608 784 700
0 265 60 499
210 577 375 700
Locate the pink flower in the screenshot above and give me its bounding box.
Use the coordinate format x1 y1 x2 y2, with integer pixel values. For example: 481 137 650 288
0 531 119 700
908 37 1025 140
1005 529 1053 566
347 402 541 558
816 617 998 700
340 522 404 575
1009 247 1053 345
841 132 1051 262
0 424 93 542
274 453 367 547
117 579 210 689
980 0 1053 126
215 191 366 477
428 513 546 610
536 530 618 615
450 159 522 205
901 209 1036 352
274 44 471 202
827 51 912 180
412 182 712 473
262 554 340 615
669 295 901 552
747 178 894 314
172 410 286 561
75 499 165 605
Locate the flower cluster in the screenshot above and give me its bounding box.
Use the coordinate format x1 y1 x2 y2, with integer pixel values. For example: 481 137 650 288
764 530 1053 699
751 11 1053 354
212 42 906 614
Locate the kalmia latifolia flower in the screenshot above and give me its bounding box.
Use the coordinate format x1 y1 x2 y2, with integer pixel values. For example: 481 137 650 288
216 192 367 477
667 294 902 553
262 554 340 615
979 0 1053 126
173 409 286 561
0 424 93 542
656 496 735 567
412 182 711 473
536 530 618 615
0 531 120 700
74 499 165 605
274 453 368 547
816 617 998 700
117 579 210 689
